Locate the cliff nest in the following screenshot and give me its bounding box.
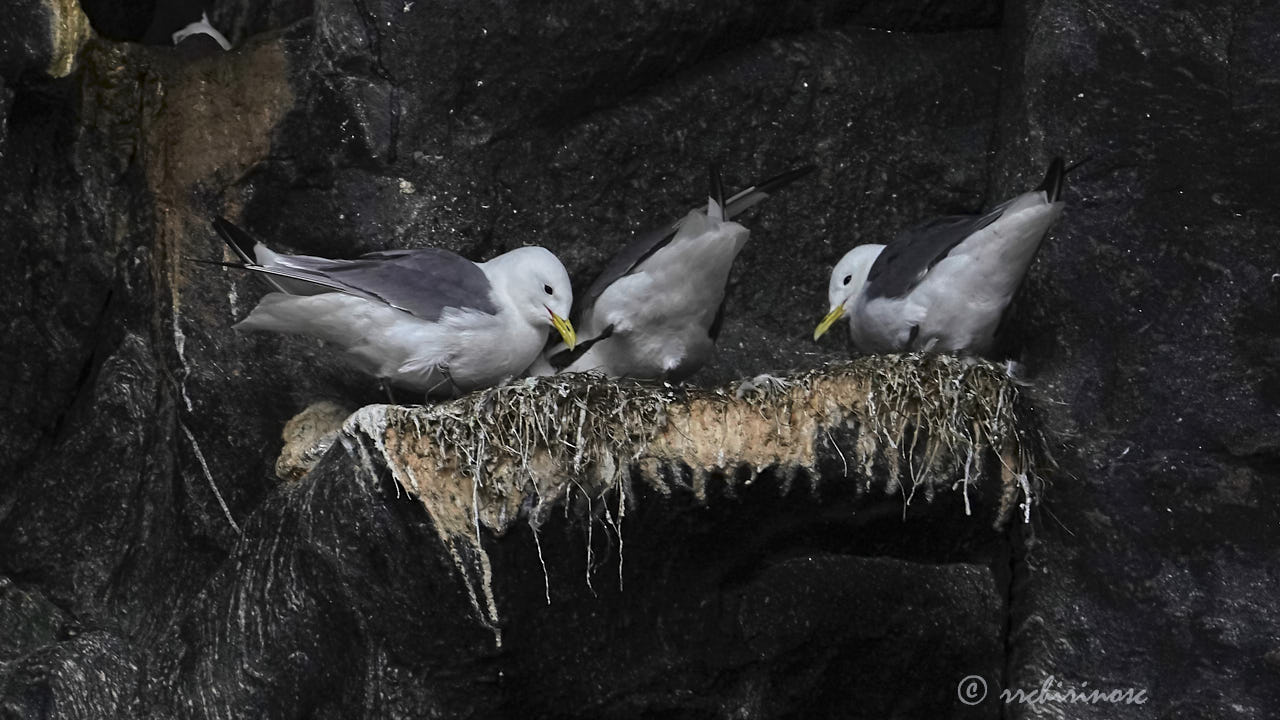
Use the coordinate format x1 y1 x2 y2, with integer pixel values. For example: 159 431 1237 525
340 353 1050 642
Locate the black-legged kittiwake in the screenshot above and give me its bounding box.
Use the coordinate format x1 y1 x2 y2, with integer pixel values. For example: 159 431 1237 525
144 1 232 53
207 217 576 397
538 163 814 381
171 12 232 50
814 158 1068 356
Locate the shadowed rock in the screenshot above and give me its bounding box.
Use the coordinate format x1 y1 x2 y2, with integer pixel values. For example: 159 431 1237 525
2 0 1278 718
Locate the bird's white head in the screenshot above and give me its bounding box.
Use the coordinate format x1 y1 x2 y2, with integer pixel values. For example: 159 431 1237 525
814 244 884 341
488 246 577 350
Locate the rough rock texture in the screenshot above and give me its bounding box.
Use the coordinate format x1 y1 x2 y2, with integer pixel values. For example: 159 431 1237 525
1 2 59 77
991 2 1280 718
0 0 93 78
131 421 1010 718
2 0 1279 718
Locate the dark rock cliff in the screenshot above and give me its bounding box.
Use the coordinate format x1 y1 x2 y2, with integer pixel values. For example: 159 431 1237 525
1 0 1277 718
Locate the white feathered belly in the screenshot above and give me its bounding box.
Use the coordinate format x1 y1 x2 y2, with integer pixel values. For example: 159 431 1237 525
577 220 747 377
238 293 539 393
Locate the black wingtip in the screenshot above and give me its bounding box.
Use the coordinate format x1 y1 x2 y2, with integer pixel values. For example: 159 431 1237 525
755 163 817 195
721 163 818 220
1064 155 1092 175
709 162 726 215
548 324 615 371
183 257 245 268
211 216 259 265
1037 157 1067 202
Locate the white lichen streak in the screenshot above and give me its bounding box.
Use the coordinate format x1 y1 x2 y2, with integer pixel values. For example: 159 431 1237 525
181 420 240 534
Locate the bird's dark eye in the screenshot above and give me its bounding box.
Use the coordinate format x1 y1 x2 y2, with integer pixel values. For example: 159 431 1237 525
543 284 554 295
842 274 852 286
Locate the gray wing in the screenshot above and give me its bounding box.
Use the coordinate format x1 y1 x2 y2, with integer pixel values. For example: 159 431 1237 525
275 248 499 321
211 218 498 320
863 205 1006 300
573 222 681 323
573 164 815 323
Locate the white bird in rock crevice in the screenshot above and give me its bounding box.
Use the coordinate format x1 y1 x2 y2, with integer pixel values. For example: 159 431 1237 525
538 163 815 382
171 12 232 50
206 218 577 397
814 158 1069 356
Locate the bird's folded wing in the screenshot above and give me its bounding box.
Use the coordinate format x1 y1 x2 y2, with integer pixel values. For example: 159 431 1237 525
574 223 682 325
246 248 500 322
573 165 815 325
863 208 1005 300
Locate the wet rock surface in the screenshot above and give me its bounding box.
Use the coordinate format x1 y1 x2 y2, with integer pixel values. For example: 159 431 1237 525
1 0 1278 719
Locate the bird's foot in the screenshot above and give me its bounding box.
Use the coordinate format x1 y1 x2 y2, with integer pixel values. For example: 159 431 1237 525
735 373 793 400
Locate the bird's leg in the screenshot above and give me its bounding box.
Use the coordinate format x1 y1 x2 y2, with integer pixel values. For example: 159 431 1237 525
442 364 464 397
425 363 464 399
380 379 400 405
906 325 920 350
423 375 448 399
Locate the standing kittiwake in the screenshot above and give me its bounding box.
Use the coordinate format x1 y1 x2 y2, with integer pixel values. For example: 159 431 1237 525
539 163 814 381
207 217 576 397
814 158 1068 356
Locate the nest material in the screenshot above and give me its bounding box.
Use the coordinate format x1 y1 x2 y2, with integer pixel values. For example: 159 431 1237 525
342 354 1049 640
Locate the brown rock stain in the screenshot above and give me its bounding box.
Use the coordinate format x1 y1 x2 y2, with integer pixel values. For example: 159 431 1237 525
138 42 294 315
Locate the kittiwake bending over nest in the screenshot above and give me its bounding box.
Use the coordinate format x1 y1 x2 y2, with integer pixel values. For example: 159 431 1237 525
538 163 814 381
814 157 1069 356
206 218 576 397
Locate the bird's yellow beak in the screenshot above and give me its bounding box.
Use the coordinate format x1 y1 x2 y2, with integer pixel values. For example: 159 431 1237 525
550 311 577 350
813 304 845 341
